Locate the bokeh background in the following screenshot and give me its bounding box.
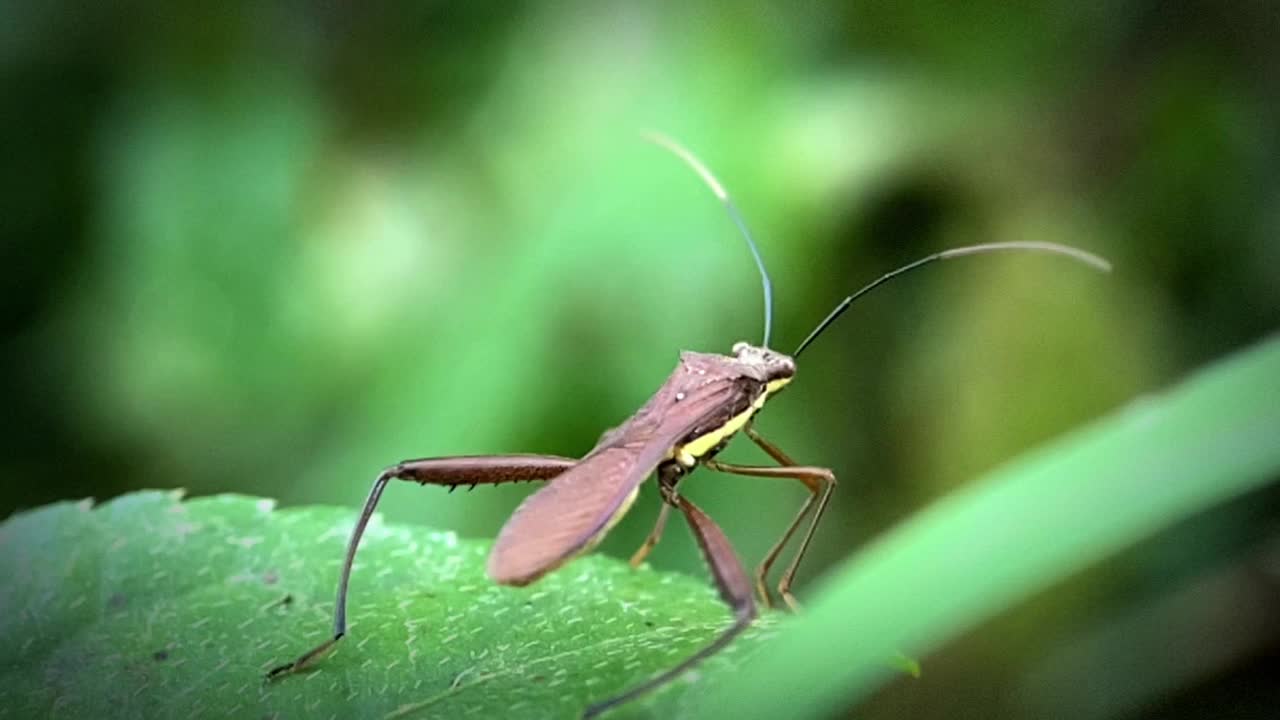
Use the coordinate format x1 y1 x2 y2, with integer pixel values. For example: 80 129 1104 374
4 2 1279 718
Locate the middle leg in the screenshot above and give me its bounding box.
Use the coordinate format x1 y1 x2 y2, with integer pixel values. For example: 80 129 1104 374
628 463 684 568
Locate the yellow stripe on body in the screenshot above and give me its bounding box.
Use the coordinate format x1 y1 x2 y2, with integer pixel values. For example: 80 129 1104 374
674 377 791 467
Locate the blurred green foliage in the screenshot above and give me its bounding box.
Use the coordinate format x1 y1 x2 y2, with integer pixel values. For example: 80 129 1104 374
3 2 1278 719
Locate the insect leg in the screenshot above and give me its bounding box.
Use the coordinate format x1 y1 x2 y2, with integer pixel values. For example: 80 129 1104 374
628 464 683 568
705 426 836 611
628 503 672 567
265 454 576 681
584 493 755 718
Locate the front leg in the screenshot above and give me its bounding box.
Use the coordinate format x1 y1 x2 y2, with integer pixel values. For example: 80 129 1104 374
704 426 836 611
265 454 576 681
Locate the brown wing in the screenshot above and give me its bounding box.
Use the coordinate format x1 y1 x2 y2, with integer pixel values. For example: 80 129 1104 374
487 376 739 586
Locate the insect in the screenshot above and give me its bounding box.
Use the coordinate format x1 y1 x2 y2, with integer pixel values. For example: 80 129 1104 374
265 134 1111 717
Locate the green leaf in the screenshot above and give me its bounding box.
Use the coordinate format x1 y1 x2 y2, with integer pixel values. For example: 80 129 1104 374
0 492 779 720
697 334 1280 718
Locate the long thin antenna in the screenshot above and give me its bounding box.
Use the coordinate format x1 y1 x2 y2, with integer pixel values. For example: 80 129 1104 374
643 132 775 348
793 241 1111 357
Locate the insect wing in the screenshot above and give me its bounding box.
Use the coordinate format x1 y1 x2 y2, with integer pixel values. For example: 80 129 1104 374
487 380 737 586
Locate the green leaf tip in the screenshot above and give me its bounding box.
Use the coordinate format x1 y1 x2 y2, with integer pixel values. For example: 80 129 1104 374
889 651 922 679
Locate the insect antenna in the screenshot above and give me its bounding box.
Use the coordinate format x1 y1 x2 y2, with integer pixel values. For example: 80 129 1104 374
644 132 775 348
793 241 1112 357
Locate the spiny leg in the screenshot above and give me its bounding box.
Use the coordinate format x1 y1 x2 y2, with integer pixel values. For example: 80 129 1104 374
710 425 837 611
264 454 575 681
628 464 683 568
584 493 755 718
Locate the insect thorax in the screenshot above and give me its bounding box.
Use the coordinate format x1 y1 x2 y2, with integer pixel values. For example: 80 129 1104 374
670 342 795 467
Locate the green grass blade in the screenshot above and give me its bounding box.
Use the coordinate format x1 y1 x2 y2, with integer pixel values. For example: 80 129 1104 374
697 334 1280 718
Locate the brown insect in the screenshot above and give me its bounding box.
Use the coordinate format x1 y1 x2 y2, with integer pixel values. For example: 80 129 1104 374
265 134 1111 717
